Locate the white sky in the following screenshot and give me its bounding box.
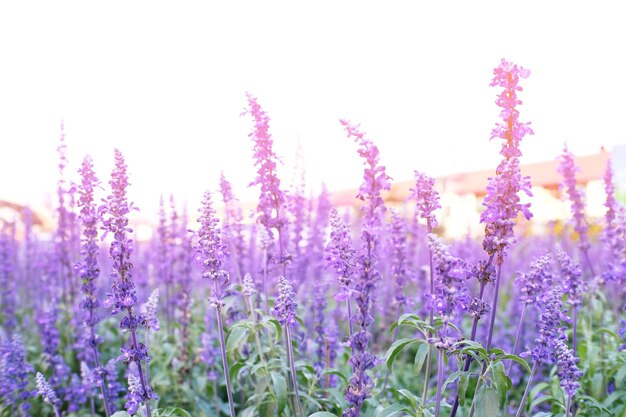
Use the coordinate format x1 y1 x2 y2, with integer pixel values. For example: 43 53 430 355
1 1 624 216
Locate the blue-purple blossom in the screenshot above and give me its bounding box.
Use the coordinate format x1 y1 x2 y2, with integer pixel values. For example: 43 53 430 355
245 93 287 246
558 144 590 252
481 59 533 265
602 160 625 283
523 287 569 366
556 249 585 308
272 276 297 327
427 234 469 348
195 191 230 307
100 149 155 414
36 371 60 408
0 334 35 416
340 120 390 417
555 330 582 397
0 225 17 334
516 254 554 305
409 170 441 230
325 207 356 290
142 289 160 332
389 209 409 308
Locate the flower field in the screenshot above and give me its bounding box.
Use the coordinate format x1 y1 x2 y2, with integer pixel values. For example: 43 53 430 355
1 59 625 417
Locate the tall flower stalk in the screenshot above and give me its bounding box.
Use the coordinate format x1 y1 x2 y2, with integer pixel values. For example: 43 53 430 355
515 287 569 417
245 93 288 276
451 58 533 417
272 276 304 417
194 191 236 417
340 120 391 417
508 253 553 374
427 234 468 417
408 170 441 404
558 144 595 277
100 149 155 417
324 207 356 337
75 155 111 417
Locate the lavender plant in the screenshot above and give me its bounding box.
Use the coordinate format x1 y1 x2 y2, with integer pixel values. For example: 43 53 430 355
100 149 155 416
340 119 391 417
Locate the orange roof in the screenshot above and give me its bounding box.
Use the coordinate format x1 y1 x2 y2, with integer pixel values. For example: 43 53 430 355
331 152 611 204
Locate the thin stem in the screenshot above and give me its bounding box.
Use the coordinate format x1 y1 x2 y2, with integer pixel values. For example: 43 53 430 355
507 304 527 375
213 379 220 417
215 305 237 417
52 405 62 417
572 306 578 354
449 280 488 417
434 348 444 417
90 344 112 417
421 345 432 405
486 263 503 350
130 328 152 417
514 361 537 417
346 294 354 337
565 395 572 417
89 396 96 417
422 234 435 408
262 248 269 314
324 338 331 388
285 327 305 417
244 294 273 396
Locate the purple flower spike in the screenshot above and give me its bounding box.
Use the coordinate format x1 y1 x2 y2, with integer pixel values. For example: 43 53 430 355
409 171 441 231
481 59 533 265
272 276 297 327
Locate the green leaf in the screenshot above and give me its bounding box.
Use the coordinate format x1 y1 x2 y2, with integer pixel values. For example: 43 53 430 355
385 337 424 371
414 342 430 376
111 413 132 417
226 326 249 352
492 361 511 407
308 413 338 417
474 386 500 417
578 395 612 415
458 371 470 407
152 408 193 417
495 354 531 373
397 388 419 409
376 403 407 417
271 371 288 415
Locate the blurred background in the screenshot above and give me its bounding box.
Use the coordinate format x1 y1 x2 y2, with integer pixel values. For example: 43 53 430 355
1 1 625 238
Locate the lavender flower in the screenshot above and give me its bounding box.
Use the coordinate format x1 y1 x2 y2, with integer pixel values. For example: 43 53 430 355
272 276 297 327
509 254 554 365
325 207 356 292
340 120 390 417
245 93 287 256
0 225 17 334
0 334 35 416
409 170 441 231
602 160 625 283
272 275 304 417
36 372 61 417
389 209 409 309
100 149 154 416
481 59 533 264
142 289 160 332
427 234 468 348
555 330 583 397
515 287 569 417
194 190 236 417
219 172 246 279
556 249 585 308
517 253 554 305
558 144 596 277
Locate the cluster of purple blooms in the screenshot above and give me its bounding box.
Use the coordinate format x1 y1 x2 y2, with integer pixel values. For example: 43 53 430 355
2 59 624 417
